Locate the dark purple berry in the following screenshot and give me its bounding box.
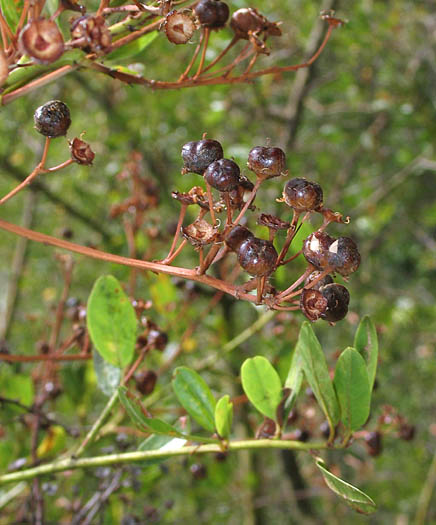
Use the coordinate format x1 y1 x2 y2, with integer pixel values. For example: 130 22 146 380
320 421 330 439
225 225 254 252
302 231 334 269
283 178 323 212
204 158 240 192
230 8 281 39
194 0 229 29
34 100 71 137
237 237 278 276
319 283 350 323
294 429 310 442
399 423 416 441
305 271 334 290
134 370 157 396
247 146 286 179
327 237 361 276
181 139 223 174
365 431 383 456
190 463 207 480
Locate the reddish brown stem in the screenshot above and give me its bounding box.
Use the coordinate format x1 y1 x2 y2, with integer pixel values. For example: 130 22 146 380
232 178 262 226
205 181 216 225
0 353 91 362
163 204 187 261
178 30 205 81
276 210 301 266
202 36 239 73
123 344 150 385
194 28 210 78
0 138 51 205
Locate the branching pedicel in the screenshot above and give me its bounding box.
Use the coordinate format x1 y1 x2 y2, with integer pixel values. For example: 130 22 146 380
0 102 360 324
0 0 343 105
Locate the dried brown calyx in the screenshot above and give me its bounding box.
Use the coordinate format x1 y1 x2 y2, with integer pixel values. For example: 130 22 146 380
182 218 220 248
71 16 111 54
257 213 290 231
163 10 197 44
19 18 65 64
228 175 254 209
172 186 224 212
300 288 328 322
69 137 95 165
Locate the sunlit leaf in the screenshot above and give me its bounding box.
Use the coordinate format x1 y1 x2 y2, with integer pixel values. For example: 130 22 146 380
241 356 282 421
93 349 121 397
316 458 377 514
354 316 378 390
172 367 216 433
334 347 371 432
298 322 340 427
214 395 233 439
87 275 137 368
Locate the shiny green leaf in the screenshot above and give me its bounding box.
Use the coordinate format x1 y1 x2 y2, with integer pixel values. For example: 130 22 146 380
241 356 282 421
172 367 216 433
354 316 378 390
316 458 377 514
214 395 233 439
334 347 371 432
298 322 340 427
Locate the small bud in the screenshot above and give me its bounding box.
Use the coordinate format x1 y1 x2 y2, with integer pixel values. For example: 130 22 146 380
164 10 196 44
190 463 207 480
365 431 383 456
19 19 64 64
69 137 95 165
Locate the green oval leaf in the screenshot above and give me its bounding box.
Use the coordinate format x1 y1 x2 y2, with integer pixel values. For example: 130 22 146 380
241 356 282 421
214 395 233 439
297 323 340 428
118 386 183 437
87 275 137 368
354 316 378 390
107 32 158 62
172 367 216 433
334 347 371 432
316 458 376 514
283 347 304 423
93 349 121 397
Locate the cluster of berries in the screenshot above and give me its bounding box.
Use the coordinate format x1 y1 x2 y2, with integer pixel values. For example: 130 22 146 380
176 136 361 323
164 0 281 51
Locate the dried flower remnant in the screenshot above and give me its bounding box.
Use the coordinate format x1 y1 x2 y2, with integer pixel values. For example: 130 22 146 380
19 19 65 64
182 218 220 248
69 138 95 165
164 10 197 44
71 16 112 54
300 288 328 321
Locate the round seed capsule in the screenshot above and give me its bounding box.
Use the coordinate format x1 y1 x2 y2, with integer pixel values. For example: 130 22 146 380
181 139 223 174
204 158 240 192
283 177 323 212
34 100 71 138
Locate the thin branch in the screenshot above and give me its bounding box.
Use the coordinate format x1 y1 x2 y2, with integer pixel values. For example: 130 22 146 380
0 439 327 485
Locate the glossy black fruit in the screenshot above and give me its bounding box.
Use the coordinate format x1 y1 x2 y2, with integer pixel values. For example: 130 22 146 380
247 146 286 179
283 177 323 212
302 231 334 269
181 139 223 174
194 0 229 29
34 100 71 137
237 237 278 276
319 283 350 322
327 237 361 276
204 158 240 192
225 225 254 252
